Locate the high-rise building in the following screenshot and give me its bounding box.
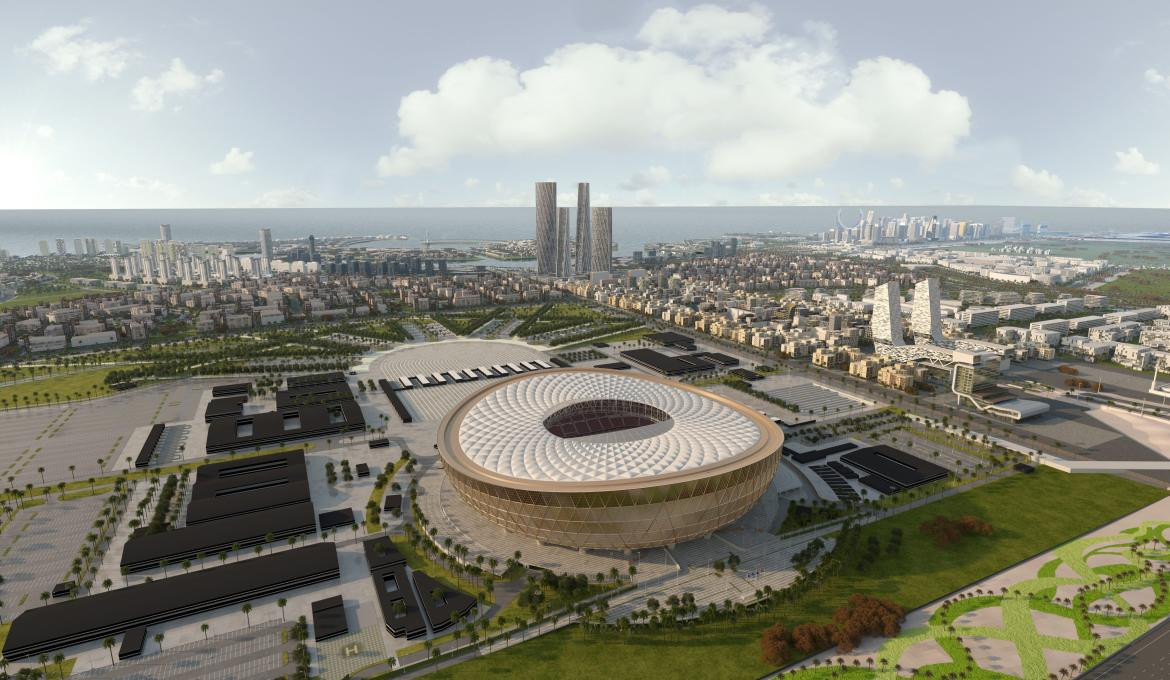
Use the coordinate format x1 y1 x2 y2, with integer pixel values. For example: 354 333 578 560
590 207 612 273
307 234 317 261
259 228 274 262
55 238 66 255
555 207 571 277
160 224 173 241
574 182 591 274
38 240 50 257
73 238 84 255
534 182 557 274
910 278 944 344
872 281 905 346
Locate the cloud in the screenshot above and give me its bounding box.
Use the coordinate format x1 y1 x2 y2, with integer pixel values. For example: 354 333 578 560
943 192 975 205
889 177 905 189
757 191 828 205
1113 147 1159 175
25 21 133 80
376 8 970 180
132 58 224 112
1144 68 1167 87
463 177 480 188
634 189 658 206
253 187 317 208
1066 187 1117 207
95 172 181 199
1011 164 1064 199
35 125 54 139
636 4 770 53
209 147 255 175
619 165 671 190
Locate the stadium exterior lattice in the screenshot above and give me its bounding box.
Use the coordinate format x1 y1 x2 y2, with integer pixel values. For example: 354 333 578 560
436 368 783 550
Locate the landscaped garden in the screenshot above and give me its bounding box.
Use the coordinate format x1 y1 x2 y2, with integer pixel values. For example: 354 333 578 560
391 469 1165 680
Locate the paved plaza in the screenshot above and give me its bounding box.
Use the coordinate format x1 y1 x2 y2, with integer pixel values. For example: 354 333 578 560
69 622 293 680
0 493 106 622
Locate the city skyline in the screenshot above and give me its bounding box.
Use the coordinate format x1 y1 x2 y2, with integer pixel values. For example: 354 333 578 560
2 2 1170 210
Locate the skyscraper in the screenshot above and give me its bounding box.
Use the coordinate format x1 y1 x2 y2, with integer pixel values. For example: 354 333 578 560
574 182 591 274
872 281 905 346
534 182 557 274
590 207 612 273
160 224 172 241
556 207 571 277
38 240 49 257
910 278 944 344
55 238 66 256
307 234 317 261
259 228 274 262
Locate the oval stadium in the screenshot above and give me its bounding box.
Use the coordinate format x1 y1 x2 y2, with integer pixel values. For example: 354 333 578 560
436 368 784 550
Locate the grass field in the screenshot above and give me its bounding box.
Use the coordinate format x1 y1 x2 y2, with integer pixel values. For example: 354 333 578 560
0 366 120 408
0 287 120 311
946 240 1170 267
1096 268 1170 306
409 470 1165 680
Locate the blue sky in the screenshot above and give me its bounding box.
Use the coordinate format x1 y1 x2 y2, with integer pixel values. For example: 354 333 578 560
2 1 1169 209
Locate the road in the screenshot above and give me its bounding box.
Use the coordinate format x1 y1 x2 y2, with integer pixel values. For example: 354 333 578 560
1079 616 1170 680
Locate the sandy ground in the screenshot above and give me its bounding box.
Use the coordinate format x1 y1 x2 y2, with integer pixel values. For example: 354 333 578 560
968 636 1024 678
1121 586 1157 609
1043 649 1084 676
1056 564 1080 578
898 639 952 671
955 605 1004 629
1031 610 1078 639
1092 623 1129 639
1086 552 1131 568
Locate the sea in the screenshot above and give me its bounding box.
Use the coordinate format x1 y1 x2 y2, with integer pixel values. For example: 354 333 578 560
1 205 1169 256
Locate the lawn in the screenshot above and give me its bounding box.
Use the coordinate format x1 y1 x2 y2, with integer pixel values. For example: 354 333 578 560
944 240 1170 267
1097 268 1170 306
562 325 652 348
0 287 121 311
0 366 120 409
407 469 1165 680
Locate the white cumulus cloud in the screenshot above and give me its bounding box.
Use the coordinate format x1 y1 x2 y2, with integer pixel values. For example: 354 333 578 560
132 58 224 112
376 7 970 181
1011 164 1064 199
637 4 770 53
1113 147 1159 175
25 21 133 80
463 177 480 188
1144 68 1167 87
209 147 255 175
95 172 181 199
619 165 671 190
757 191 828 206
253 187 318 208
889 177 905 189
35 125 54 139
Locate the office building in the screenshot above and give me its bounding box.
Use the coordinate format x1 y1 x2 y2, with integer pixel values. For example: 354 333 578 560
73 238 84 256
872 281 905 346
910 278 944 344
55 238 66 256
38 240 49 256
259 228 274 262
556 207 571 277
534 181 557 275
590 206 612 273
160 223 172 241
574 182 591 274
308 234 317 261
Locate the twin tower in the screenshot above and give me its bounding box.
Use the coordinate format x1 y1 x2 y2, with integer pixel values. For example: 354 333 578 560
535 181 611 276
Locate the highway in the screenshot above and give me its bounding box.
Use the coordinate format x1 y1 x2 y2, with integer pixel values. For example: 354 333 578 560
1079 617 1170 679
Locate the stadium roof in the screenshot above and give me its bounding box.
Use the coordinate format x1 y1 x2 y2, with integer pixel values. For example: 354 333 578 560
453 370 765 483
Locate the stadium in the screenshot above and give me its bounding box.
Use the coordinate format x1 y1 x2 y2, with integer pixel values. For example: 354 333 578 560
435 368 784 550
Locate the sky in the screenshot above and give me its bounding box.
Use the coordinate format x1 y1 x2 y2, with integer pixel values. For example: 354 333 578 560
2 1 1170 210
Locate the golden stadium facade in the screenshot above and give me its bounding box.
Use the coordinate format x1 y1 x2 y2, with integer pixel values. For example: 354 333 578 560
436 368 783 550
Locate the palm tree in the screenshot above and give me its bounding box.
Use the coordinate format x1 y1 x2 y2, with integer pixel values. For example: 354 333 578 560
201 623 210 640
154 632 165 651
242 602 252 626
103 636 117 665
277 597 288 621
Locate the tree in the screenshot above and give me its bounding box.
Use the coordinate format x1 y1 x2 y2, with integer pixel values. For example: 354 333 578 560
278 597 288 621
102 636 117 665
242 602 253 626
201 623 210 640
153 632 165 651
52 653 65 679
